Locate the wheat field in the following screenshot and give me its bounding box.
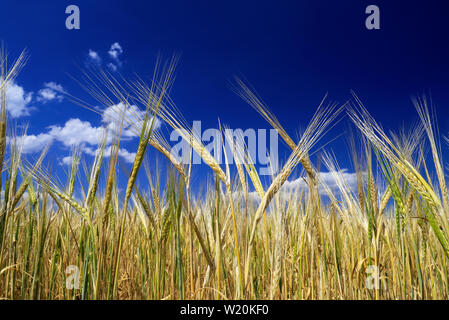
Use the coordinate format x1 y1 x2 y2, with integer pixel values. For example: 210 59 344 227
1 51 449 300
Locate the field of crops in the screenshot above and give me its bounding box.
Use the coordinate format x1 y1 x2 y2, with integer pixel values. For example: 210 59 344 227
1 51 448 300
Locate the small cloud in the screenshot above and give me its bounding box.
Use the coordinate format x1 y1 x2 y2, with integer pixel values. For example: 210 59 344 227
108 42 123 60
37 82 65 103
88 49 101 64
61 156 73 166
107 43 124 71
44 82 65 92
87 44 123 70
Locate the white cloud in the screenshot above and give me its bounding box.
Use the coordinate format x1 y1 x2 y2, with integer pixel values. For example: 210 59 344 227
48 118 107 147
319 170 359 193
281 169 359 196
44 82 65 92
12 113 142 164
9 98 158 165
102 102 161 138
37 82 65 103
16 102 159 155
87 44 123 71
38 89 57 101
102 102 141 125
8 119 107 156
107 43 123 71
5 81 33 118
108 42 123 60
116 147 136 163
84 145 136 164
7 133 54 154
4 80 65 118
246 169 360 204
61 156 73 166
60 145 135 165
101 146 136 164
88 49 101 64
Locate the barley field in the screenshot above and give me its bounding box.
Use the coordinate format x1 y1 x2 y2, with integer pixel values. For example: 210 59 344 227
1 51 449 300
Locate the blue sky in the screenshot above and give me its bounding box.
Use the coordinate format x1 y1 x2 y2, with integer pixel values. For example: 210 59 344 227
1 0 449 193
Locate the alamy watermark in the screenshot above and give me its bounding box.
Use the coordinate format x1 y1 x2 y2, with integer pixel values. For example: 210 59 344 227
170 121 279 176
65 5 379 31
65 265 80 290
365 265 387 290
66 5 80 30
365 5 380 30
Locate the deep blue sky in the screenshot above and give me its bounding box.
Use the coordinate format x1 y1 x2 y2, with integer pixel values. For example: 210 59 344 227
1 0 449 191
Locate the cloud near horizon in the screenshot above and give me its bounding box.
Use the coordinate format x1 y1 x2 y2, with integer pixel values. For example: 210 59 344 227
245 169 360 204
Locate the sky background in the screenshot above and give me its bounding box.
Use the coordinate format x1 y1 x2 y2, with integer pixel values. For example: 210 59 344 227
1 0 449 194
